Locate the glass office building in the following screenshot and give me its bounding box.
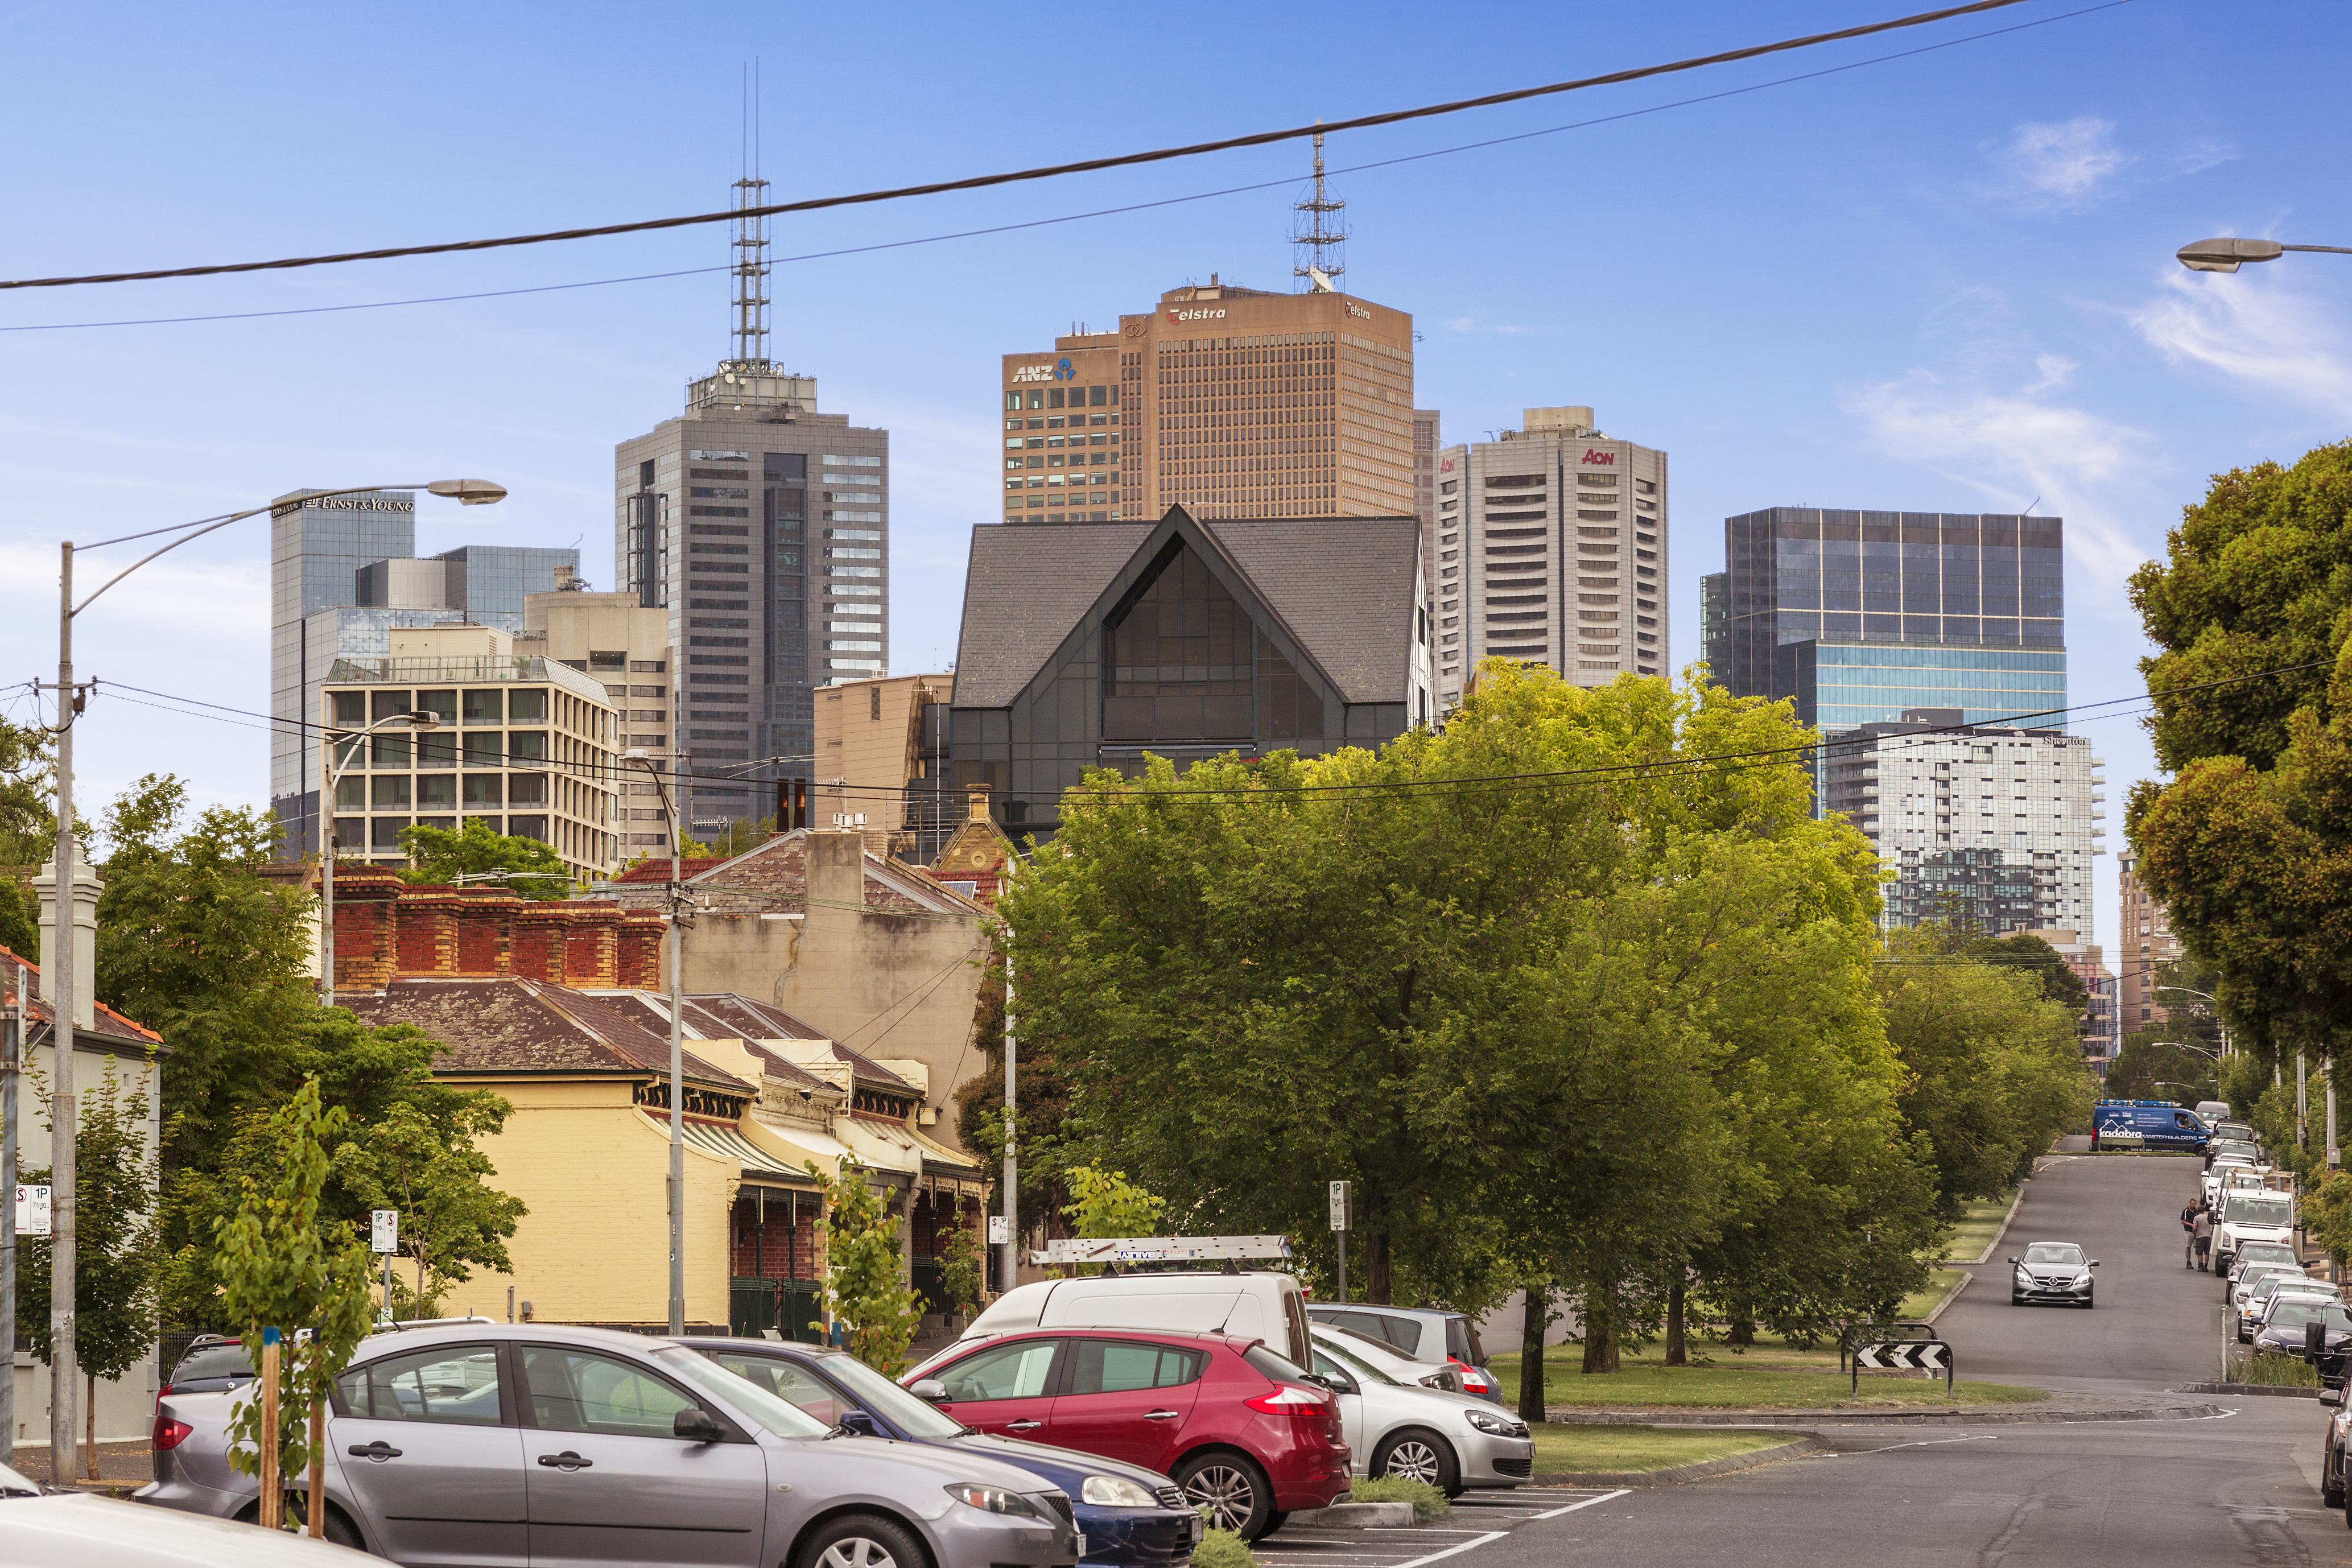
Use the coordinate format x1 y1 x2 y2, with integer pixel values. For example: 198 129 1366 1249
1784 642 2068 732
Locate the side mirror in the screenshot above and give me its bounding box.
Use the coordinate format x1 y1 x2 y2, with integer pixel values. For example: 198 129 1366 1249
837 1409 879 1437
910 1379 949 1403
673 1408 727 1443
2322 1386 2343 1408
2089 1261 2100 1268
2004 1257 2019 1265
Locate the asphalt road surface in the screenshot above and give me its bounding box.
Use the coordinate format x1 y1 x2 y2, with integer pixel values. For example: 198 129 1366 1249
1455 1150 2344 1568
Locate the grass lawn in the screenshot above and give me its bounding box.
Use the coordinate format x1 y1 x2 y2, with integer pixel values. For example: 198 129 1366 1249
1491 1345 2046 1409
1941 1189 2020 1263
1529 1422 1793 1474
1897 1266 1971 1321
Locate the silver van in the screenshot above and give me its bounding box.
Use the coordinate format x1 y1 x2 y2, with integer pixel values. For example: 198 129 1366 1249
956 1272 1312 1366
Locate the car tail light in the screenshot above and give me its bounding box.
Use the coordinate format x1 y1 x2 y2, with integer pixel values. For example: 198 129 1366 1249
1244 1384 1328 1414
153 1416 194 1451
154 1383 173 1412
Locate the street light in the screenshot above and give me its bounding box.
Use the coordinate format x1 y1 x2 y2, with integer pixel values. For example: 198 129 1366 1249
44 478 499 1488
2178 238 2352 273
320 711 438 1005
626 749 687 1337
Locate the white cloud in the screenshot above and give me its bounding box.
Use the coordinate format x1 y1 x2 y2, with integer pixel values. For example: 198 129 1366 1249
1843 370 2152 582
1979 115 2131 211
2023 353 2078 394
2172 137 2238 177
2131 270 2352 424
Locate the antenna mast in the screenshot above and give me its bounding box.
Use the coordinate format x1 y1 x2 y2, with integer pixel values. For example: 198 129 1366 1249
1291 124 1348 294
731 60 770 368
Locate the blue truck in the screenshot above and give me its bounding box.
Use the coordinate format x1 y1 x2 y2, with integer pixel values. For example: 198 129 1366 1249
2090 1099 2211 1153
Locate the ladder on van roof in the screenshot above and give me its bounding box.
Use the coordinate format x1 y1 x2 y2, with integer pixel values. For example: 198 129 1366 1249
1026 1235 1293 1266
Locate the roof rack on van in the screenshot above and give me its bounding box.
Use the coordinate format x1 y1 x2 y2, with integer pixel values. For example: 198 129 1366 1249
1028 1235 1293 1267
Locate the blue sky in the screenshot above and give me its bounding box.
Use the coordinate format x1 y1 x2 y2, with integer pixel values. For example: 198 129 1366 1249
3 0 2347 967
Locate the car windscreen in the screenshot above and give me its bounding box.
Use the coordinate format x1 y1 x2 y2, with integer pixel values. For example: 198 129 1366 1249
815 1350 971 1439
171 1345 255 1381
2227 1197 2293 1226
2021 1244 2084 1265
2211 1142 2258 1158
2267 1301 2352 1332
651 1346 832 1438
1313 1340 1397 1386
2216 1123 2254 1140
2240 1244 2300 1264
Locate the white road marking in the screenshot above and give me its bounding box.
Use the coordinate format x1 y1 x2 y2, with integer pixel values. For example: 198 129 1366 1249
1387 1529 1509 1567
1827 1434 2002 1455
1530 1488 1633 1519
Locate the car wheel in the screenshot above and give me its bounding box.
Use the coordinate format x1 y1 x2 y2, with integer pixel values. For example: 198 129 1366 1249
321 1507 368 1552
794 1512 925 1568
1372 1429 1461 1494
1177 1451 1274 1540
2081 1288 2094 1310
2011 1291 2024 1305
1261 1513 1289 1537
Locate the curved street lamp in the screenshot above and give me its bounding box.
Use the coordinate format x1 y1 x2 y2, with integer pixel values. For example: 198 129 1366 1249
320 710 439 1004
2178 238 2352 273
43 477 500 1495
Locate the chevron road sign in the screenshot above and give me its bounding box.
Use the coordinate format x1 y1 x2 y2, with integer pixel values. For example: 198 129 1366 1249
1853 1336 1954 1396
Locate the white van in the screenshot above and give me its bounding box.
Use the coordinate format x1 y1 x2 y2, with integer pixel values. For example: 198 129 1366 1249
956 1271 1313 1365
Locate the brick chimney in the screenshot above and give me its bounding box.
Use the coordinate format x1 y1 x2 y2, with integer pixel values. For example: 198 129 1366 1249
510 903 571 983
455 888 523 976
618 910 665 990
560 903 621 989
328 865 406 993
394 888 464 977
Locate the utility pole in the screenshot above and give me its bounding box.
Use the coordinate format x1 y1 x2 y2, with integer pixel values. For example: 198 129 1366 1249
48 543 79 1485
1 956 19 1463
1002 947 1018 1297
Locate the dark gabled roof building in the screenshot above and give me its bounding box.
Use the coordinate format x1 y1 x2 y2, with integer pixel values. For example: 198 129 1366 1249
951 506 1433 835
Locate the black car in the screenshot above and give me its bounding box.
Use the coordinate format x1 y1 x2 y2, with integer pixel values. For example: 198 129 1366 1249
161 1336 255 1398
694 1338 1200 1568
2253 1298 2352 1360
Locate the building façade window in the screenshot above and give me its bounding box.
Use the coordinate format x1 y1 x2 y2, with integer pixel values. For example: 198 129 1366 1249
1101 538 1314 743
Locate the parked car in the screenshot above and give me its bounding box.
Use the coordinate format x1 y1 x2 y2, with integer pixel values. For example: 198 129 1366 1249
2008 1241 2098 1308
903 1327 1351 1540
0 1470 372 1566
2195 1100 2233 1128
1311 1324 1460 1393
1305 1332 1532 1495
2237 1277 2337 1344
139 1323 1086 1568
1305 1303 1502 1402
690 1336 1202 1568
953 1273 1311 1368
2225 1242 2304 1297
2216 1190 2298 1276
2213 1120 2256 1145
2252 1297 2352 1361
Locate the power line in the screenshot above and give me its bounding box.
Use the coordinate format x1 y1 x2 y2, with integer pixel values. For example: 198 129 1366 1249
0 0 2066 294
0 0 2132 332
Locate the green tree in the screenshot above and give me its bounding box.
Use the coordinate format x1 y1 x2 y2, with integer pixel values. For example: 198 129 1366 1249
1968 933 2090 1018
935 1218 984 1320
809 1162 925 1375
1877 932 2094 1212
14 1059 162 1479
215 1080 377 1529
2127 439 2352 1072
1059 1166 1166 1274
680 816 778 860
0 716 53 961
398 818 571 899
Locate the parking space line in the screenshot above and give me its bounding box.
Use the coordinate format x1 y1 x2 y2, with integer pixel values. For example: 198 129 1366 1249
1530 1488 1632 1519
1386 1530 1508 1568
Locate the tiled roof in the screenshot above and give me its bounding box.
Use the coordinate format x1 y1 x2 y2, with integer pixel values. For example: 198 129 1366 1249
614 856 735 884
950 509 1420 708
337 977 752 1088
0 944 164 1049
604 831 972 918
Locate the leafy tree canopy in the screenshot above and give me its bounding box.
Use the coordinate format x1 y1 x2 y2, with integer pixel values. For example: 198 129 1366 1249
398 818 571 899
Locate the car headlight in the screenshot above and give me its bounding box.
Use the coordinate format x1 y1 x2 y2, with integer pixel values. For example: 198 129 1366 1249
947 1484 1041 1518
1080 1476 1161 1508
1466 1409 1527 1437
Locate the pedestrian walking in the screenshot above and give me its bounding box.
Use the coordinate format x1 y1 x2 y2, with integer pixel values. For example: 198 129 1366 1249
2194 1208 2214 1272
2182 1201 2201 1268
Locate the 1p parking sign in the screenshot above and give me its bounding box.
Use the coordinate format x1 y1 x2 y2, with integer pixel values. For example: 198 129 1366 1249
14 1185 48 1237
372 1209 398 1254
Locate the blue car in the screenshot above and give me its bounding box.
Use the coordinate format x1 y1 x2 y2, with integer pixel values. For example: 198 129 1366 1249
695 1338 1201 1568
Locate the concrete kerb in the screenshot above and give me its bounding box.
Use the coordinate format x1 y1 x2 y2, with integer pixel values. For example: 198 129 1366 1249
2175 1381 2321 1399
1969 1183 2033 1265
1924 1269 1971 1326
1288 1501 1421 1529
1544 1402 2230 1426
1528 1433 1828 1488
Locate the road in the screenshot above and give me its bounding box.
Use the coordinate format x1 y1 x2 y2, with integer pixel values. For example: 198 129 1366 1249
1449 1149 2344 1568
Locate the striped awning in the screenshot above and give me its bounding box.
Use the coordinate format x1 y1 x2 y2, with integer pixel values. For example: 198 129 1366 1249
658 1115 818 1186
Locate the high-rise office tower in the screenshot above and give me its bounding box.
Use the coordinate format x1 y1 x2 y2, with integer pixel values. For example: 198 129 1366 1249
270 491 576 856
1413 408 1443 606
1721 508 2065 729
613 176 889 838
997 146 1413 526
2117 848 2184 1033
1427 407 1667 706
1699 571 1730 683
1724 506 2098 935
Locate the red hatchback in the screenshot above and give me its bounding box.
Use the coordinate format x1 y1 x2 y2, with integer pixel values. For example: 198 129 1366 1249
905 1328 1350 1538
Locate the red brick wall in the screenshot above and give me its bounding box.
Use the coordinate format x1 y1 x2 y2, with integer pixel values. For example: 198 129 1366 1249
455 889 523 976
561 905 621 989
393 890 461 977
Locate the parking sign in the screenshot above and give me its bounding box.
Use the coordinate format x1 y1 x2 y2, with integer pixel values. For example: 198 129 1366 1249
15 1185 49 1237
1328 1181 1351 1232
987 1216 1010 1245
372 1209 398 1254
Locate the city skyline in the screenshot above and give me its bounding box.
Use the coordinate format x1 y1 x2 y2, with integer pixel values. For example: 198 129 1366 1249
6 1 2349 971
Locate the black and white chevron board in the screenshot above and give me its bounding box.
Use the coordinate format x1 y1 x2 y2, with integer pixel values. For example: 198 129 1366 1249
1852 1336 1954 1395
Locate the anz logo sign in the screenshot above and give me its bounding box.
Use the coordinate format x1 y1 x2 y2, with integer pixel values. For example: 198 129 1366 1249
1011 357 1079 385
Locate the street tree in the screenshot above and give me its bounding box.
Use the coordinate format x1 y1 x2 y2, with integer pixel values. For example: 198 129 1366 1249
216 1080 377 1532
2127 439 2352 1070
808 1162 926 1375
14 1059 162 1479
398 818 571 899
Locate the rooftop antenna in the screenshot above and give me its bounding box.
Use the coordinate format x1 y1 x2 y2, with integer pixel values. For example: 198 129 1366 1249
1291 122 1348 294
731 59 770 369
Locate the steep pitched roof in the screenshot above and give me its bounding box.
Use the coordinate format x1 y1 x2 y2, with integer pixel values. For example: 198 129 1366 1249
337 977 752 1088
0 943 164 1051
950 510 1420 708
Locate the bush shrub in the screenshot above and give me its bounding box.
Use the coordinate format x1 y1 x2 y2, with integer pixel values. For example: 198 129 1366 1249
1344 1476 1453 1519
2240 1351 2318 1388
1190 1526 1257 1568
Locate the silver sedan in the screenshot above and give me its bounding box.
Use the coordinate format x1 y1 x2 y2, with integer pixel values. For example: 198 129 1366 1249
1308 1334 1534 1495
138 1323 1084 1568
